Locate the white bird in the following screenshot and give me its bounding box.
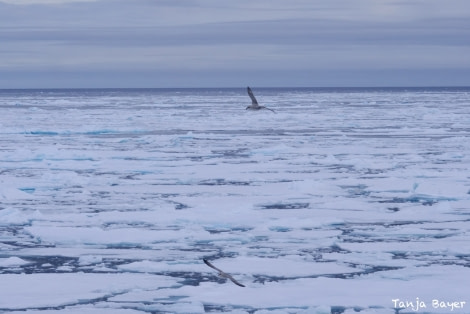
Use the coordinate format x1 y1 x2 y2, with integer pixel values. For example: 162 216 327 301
203 259 245 287
246 87 276 113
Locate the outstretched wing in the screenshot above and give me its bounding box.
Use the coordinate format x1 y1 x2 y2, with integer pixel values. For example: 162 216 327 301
263 106 276 113
203 259 245 287
227 275 246 287
203 259 223 273
247 86 259 106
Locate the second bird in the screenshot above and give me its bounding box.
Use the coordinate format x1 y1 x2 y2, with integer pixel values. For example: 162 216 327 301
246 86 276 113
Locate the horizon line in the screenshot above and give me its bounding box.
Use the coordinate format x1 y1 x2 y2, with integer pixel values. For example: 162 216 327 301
1 85 470 91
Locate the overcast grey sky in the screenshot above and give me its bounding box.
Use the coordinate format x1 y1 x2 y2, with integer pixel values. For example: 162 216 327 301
1 0 469 88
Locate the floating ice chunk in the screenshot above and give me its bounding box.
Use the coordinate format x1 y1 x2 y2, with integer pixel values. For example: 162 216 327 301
25 225 183 246
78 255 103 266
0 273 173 309
57 265 74 272
200 256 357 278
342 309 391 314
255 307 330 314
287 179 342 196
0 188 33 200
118 260 205 273
310 306 331 314
0 208 42 225
413 180 468 198
251 144 291 156
0 257 30 267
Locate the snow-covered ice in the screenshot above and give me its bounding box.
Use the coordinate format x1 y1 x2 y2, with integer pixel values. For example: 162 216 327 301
1 87 469 313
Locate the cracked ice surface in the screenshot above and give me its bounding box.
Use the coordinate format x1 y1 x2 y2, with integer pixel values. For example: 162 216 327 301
1 88 469 313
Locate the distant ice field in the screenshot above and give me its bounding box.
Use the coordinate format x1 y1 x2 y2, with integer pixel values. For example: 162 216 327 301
1 87 469 313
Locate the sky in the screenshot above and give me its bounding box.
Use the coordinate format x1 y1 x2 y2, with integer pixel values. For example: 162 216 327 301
1 0 469 88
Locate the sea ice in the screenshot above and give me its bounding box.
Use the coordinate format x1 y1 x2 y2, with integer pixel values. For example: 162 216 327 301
1 88 469 313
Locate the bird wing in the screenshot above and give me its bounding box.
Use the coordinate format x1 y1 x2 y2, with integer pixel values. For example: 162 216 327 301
203 259 245 287
263 106 276 113
247 87 259 106
227 275 246 287
203 259 224 273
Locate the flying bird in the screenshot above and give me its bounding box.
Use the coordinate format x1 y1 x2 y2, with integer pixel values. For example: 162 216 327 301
203 259 245 287
246 87 276 113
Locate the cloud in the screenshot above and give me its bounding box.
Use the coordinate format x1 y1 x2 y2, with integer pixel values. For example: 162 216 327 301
1 0 469 87
0 0 96 4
